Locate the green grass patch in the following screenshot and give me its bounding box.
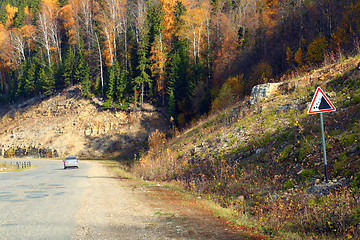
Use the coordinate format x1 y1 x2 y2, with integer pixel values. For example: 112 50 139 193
300 169 316 182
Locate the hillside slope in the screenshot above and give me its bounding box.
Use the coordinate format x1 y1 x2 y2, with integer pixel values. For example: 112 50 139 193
0 86 169 158
133 57 360 239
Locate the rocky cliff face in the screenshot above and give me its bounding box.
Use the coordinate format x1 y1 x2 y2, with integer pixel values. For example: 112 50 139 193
0 86 169 159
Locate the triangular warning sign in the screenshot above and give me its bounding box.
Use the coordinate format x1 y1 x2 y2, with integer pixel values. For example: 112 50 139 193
308 87 336 114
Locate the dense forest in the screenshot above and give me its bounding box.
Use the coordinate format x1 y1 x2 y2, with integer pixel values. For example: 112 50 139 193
0 0 360 126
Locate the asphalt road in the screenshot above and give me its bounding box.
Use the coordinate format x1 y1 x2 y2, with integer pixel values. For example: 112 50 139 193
0 159 91 240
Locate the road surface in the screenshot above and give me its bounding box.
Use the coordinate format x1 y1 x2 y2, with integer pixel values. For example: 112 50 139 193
0 159 90 239
0 159 258 240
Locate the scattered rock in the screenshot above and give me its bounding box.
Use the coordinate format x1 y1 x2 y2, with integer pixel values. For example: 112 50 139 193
308 180 344 195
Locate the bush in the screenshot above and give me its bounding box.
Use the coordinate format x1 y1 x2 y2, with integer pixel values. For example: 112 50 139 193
224 74 245 98
353 93 360 104
102 99 113 109
4 148 15 158
306 35 328 65
300 169 316 181
249 61 273 87
298 144 310 161
278 144 293 162
211 84 235 113
339 133 357 147
283 180 295 190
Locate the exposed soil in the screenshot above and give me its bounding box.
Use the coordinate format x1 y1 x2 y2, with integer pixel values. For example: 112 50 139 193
73 161 266 240
0 85 168 159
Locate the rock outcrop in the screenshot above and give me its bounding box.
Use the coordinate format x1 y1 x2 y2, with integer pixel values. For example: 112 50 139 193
0 86 169 159
249 82 281 105
249 58 360 105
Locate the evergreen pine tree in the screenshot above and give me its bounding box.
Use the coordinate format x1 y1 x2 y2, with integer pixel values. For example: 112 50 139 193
106 67 114 101
93 76 101 96
16 65 25 99
63 47 75 87
135 43 151 107
24 59 36 98
168 89 176 121
41 66 55 96
114 60 121 101
9 71 18 102
81 61 91 97
74 52 84 85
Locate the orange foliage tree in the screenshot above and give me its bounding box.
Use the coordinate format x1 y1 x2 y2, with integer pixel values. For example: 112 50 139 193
150 34 167 106
212 13 237 86
36 0 61 67
61 0 80 46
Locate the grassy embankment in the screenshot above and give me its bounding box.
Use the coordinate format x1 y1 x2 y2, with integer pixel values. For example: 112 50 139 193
0 162 35 172
115 56 360 239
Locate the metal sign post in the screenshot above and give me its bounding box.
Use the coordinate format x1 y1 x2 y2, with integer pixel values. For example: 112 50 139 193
320 113 329 183
308 87 336 183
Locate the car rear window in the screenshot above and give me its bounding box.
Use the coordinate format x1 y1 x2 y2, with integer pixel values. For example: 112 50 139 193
65 157 77 160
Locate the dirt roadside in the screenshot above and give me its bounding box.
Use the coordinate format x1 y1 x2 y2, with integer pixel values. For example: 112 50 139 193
73 161 266 240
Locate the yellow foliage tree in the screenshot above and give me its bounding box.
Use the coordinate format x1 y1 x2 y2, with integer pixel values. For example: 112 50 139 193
294 47 303 67
179 0 210 63
286 47 293 66
306 35 328 65
5 4 18 29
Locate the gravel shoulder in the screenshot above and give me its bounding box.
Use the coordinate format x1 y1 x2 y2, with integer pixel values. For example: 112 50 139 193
73 161 264 240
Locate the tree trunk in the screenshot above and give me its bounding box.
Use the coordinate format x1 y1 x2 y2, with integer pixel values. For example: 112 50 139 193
141 82 144 108
94 32 104 96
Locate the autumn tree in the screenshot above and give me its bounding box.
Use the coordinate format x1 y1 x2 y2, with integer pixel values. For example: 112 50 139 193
9 29 26 68
212 13 237 85
294 47 303 67
36 0 61 68
179 0 210 65
306 35 328 65
60 0 80 46
5 4 18 29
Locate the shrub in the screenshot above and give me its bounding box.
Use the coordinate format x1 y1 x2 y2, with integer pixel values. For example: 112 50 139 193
278 145 293 162
298 144 310 161
148 129 166 151
249 61 273 87
353 93 360 104
339 133 357 147
283 180 295 190
4 148 15 158
306 35 328 65
211 84 235 113
102 99 113 109
300 169 316 181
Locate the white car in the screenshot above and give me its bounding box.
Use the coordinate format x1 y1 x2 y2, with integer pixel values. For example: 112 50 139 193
63 156 79 169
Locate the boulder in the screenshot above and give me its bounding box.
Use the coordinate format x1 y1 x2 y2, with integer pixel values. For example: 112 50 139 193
249 82 281 105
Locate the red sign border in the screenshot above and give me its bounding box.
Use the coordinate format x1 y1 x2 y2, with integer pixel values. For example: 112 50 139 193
308 87 336 114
